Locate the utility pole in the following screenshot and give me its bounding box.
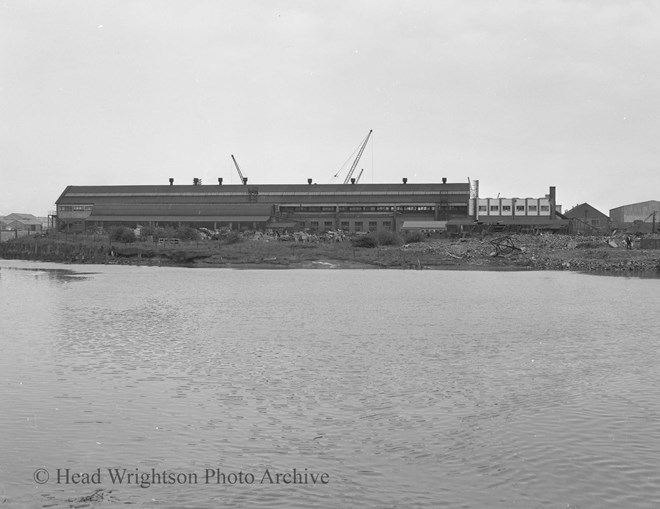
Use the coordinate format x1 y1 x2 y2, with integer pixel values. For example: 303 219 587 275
653 210 657 234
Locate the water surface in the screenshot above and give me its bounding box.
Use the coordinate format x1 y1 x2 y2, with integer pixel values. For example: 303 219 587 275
1 260 659 508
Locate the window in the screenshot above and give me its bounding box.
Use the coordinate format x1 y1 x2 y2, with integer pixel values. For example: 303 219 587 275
502 205 511 212
340 221 349 230
310 221 319 230
490 205 499 212
591 219 600 226
383 221 392 230
528 205 537 212
354 221 363 232
478 205 487 212
368 221 377 231
516 205 525 212
324 221 333 230
540 205 550 212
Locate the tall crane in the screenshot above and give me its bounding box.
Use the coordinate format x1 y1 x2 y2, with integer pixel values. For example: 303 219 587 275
231 154 248 185
355 168 365 183
343 130 372 184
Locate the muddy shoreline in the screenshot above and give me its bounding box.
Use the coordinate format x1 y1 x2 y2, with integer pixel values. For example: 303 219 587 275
2 233 660 275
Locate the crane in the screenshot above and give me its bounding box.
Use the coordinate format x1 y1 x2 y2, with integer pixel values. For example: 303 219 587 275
332 130 373 184
355 168 365 183
231 154 248 185
343 130 372 184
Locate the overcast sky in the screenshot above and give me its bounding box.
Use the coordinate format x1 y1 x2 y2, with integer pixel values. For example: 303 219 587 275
1 0 659 217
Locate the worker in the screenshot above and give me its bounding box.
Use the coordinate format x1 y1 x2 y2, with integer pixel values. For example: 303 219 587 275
625 235 632 249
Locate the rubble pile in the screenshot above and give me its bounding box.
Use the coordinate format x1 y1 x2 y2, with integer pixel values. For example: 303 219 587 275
398 234 660 273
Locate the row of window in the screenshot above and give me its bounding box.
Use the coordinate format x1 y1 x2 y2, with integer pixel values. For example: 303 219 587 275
478 205 549 213
281 205 461 213
309 221 393 232
59 205 93 212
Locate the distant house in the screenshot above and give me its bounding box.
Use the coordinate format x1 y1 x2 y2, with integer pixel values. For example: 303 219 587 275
564 203 610 235
2 213 44 234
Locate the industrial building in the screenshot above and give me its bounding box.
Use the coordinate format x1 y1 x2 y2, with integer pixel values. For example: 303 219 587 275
563 203 610 235
55 179 471 234
609 200 659 230
463 186 567 232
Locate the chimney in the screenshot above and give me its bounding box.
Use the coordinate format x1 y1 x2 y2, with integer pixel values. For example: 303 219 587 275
308 178 313 185
193 178 199 185
549 186 556 220
169 178 174 186
351 178 356 184
402 178 408 184
442 177 447 184
218 178 223 186
242 177 248 185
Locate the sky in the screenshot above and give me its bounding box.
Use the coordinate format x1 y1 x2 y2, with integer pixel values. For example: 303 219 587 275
1 0 659 217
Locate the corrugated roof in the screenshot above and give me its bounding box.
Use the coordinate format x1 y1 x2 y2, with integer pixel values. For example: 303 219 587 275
401 221 448 230
85 215 272 222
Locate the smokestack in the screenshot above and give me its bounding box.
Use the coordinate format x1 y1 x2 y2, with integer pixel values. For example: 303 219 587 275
549 186 556 219
402 178 408 184
442 177 447 184
218 178 223 186
242 177 248 185
169 178 174 185
308 178 312 185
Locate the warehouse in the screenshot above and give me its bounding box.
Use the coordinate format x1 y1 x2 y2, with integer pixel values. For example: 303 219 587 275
609 200 659 229
55 179 470 234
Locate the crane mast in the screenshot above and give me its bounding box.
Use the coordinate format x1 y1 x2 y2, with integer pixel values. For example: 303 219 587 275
343 130 372 184
231 154 248 185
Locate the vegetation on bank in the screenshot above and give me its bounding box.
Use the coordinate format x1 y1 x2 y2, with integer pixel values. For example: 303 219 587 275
2 231 660 273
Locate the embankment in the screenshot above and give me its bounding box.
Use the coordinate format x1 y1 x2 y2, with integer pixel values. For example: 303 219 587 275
2 234 660 274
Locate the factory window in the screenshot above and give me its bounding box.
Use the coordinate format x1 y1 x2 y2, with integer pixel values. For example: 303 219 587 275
591 219 600 226
340 221 349 230
490 205 499 212
478 205 487 212
310 221 319 230
376 206 393 212
354 221 363 232
368 221 377 231
516 205 525 212
528 205 537 211
383 221 392 230
321 206 335 212
540 205 550 212
502 205 511 212
324 221 333 230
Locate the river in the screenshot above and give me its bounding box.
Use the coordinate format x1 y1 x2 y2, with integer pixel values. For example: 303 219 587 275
1 260 659 508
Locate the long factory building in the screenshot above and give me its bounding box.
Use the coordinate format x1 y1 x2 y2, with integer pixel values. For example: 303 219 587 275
55 179 472 233
54 179 565 234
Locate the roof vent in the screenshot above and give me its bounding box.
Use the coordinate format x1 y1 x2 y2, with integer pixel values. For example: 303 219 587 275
218 178 223 186
169 178 174 185
442 177 447 184
308 178 313 184
402 178 408 184
242 177 248 185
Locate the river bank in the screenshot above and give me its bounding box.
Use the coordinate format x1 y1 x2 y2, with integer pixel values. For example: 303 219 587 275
2 233 660 274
